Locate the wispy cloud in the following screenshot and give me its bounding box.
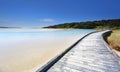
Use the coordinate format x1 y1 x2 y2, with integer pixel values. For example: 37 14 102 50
39 18 55 22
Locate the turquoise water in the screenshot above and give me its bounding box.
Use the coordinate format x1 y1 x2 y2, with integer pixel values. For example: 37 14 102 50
0 29 94 72
0 29 94 37
0 29 94 44
0 29 94 39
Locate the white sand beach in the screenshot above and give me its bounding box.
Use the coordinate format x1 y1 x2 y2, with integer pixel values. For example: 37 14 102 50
0 29 87 72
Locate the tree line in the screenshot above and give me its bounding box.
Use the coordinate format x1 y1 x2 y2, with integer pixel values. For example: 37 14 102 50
44 19 120 29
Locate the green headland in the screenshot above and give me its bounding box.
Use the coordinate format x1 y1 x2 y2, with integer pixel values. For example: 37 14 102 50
44 19 120 56
44 19 120 30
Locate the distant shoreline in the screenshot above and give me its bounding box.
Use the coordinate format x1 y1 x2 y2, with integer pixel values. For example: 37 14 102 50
43 19 120 29
1 19 120 30
0 28 88 30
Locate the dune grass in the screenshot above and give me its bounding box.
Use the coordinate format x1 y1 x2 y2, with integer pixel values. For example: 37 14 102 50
108 30 120 51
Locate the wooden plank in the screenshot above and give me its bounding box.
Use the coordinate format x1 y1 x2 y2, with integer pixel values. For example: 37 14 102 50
47 31 120 72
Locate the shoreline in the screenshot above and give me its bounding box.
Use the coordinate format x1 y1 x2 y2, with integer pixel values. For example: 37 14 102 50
0 28 93 30
0 30 86 72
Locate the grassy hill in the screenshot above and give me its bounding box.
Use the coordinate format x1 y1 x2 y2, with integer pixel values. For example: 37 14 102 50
44 19 120 29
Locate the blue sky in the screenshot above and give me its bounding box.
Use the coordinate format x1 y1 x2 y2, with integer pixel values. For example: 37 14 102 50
0 0 120 27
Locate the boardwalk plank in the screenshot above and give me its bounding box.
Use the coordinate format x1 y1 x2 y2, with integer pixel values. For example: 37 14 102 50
45 31 120 72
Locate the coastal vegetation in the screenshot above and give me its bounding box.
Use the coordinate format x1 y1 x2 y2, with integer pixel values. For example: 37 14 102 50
108 30 120 51
44 19 120 30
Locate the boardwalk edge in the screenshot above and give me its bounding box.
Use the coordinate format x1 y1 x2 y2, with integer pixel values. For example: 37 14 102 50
36 31 96 72
101 30 120 67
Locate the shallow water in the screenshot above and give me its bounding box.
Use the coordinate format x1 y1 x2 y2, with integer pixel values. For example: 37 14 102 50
0 29 94 72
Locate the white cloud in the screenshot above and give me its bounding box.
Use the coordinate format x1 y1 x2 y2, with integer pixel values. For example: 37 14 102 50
39 18 55 22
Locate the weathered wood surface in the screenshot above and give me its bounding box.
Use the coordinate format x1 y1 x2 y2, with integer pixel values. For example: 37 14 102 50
47 31 120 72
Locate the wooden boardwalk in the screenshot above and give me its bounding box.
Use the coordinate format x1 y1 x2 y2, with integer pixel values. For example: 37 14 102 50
38 31 120 72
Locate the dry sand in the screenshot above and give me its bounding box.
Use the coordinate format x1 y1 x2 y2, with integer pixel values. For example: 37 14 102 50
113 49 120 57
